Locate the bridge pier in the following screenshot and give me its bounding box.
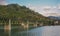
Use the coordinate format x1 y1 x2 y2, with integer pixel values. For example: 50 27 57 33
4 19 11 36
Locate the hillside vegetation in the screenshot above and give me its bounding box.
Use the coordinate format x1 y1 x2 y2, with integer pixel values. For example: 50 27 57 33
0 4 55 25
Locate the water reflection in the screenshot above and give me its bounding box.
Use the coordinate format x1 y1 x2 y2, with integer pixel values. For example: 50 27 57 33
0 27 8 36
41 26 60 36
29 26 60 36
11 26 60 36
0 25 10 36
0 26 60 36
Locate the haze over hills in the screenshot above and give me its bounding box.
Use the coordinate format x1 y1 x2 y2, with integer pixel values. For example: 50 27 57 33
48 16 60 20
47 13 60 20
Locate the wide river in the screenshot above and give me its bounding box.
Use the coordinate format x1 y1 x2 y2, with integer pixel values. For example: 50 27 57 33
0 26 60 36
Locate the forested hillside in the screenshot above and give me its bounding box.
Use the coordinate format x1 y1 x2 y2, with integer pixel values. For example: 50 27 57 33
0 4 55 25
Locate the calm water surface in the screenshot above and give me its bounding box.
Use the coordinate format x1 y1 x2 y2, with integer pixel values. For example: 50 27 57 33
0 26 60 36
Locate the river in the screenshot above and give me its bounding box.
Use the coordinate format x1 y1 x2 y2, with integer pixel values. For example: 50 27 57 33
0 26 60 36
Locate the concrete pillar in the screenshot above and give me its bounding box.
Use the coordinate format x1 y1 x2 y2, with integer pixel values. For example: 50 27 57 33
4 19 11 36
33 24 37 27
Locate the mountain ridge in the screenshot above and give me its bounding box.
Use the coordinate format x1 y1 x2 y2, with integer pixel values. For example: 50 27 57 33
0 4 55 25
48 16 60 20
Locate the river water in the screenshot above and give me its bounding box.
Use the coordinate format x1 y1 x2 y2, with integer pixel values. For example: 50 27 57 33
0 26 60 36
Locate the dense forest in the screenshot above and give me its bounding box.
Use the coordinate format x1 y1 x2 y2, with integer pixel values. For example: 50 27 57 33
0 4 59 26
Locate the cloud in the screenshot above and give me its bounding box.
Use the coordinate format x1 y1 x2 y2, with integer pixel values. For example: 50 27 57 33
58 5 60 9
0 0 7 5
27 4 60 17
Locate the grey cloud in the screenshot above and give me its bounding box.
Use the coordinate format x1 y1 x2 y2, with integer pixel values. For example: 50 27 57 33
0 0 5 2
0 0 6 5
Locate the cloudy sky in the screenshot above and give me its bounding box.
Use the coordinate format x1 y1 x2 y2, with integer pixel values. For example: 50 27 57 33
0 0 60 16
